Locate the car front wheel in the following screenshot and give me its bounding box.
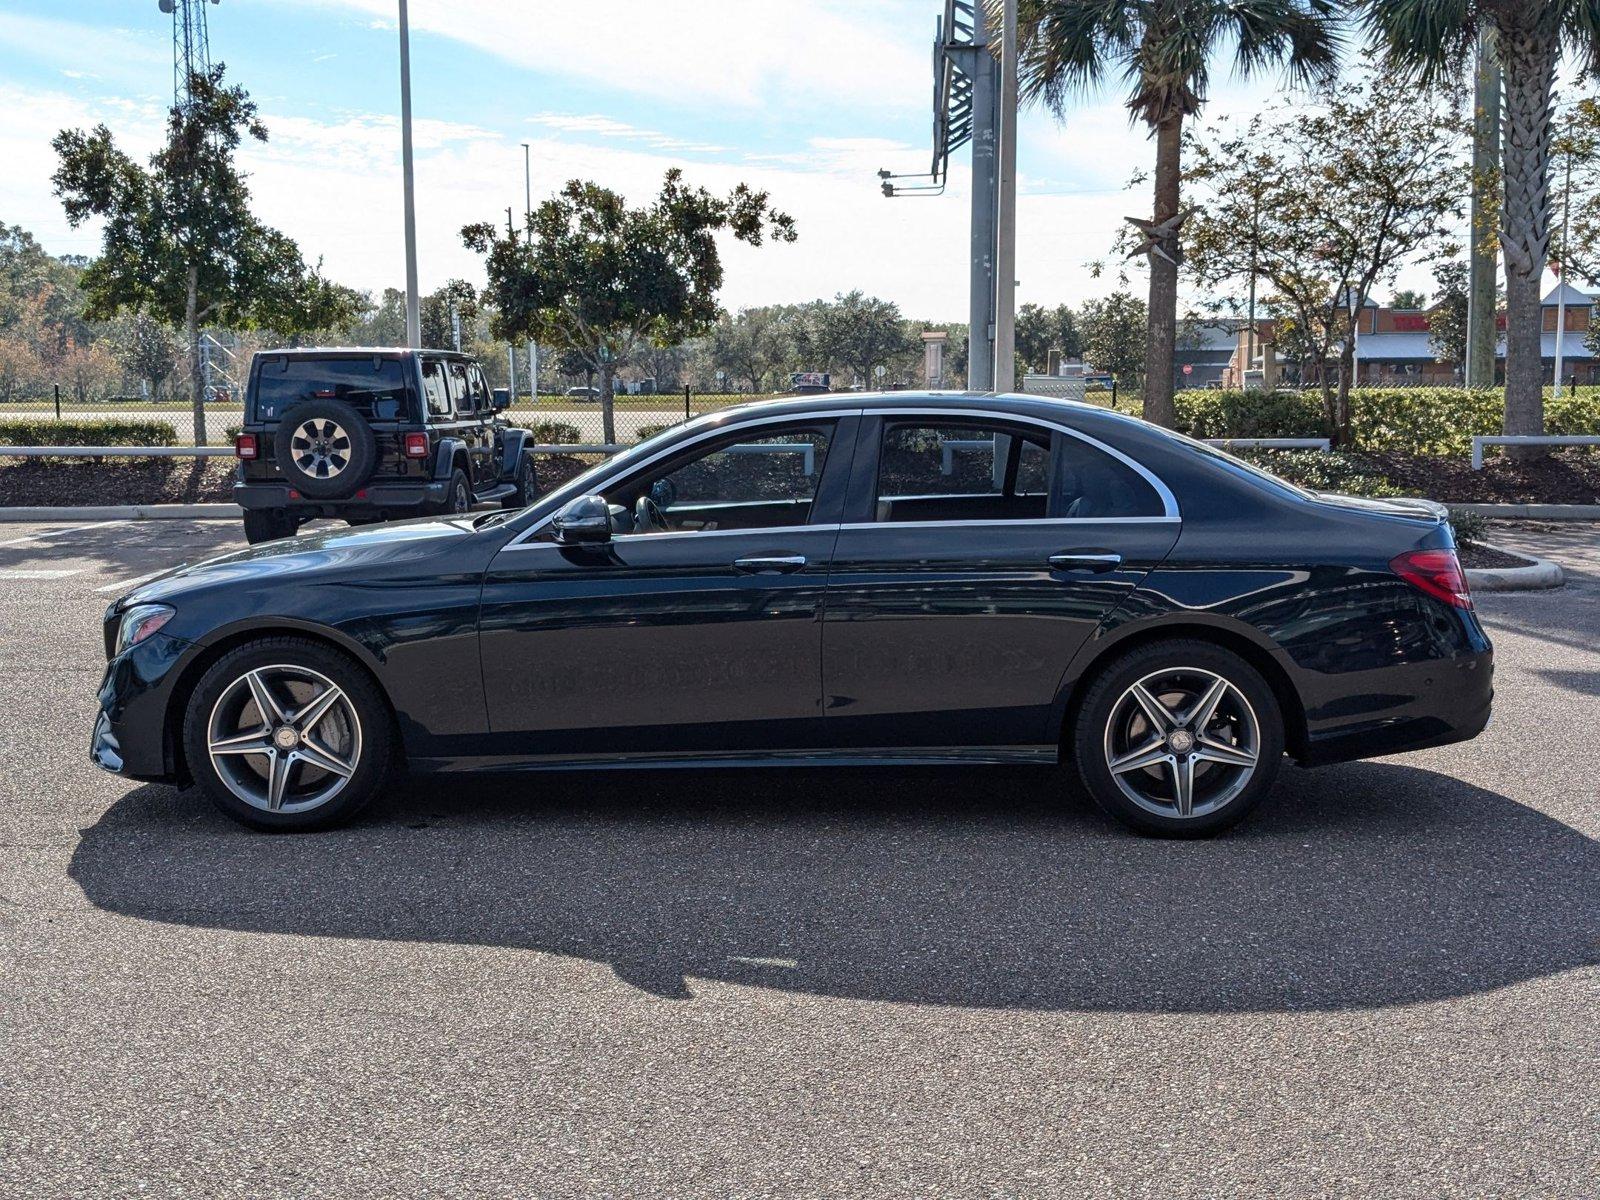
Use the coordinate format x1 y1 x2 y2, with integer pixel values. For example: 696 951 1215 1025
182 637 395 831
1072 639 1284 837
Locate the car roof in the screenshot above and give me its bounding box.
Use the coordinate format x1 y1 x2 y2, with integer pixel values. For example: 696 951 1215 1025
712 389 1154 437
252 347 473 360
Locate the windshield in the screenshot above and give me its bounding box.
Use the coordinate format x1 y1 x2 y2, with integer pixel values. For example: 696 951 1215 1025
252 356 412 422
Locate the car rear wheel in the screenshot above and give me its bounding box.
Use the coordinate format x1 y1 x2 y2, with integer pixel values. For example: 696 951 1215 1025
182 637 395 831
242 508 298 545
1072 639 1283 837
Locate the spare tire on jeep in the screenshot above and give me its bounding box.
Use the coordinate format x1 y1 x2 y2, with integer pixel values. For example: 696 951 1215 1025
273 398 377 499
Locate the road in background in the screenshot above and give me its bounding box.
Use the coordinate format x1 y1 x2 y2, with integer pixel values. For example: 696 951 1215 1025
1 520 1596 1197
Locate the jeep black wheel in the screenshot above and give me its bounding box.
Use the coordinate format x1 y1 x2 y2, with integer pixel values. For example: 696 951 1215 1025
274 398 377 499
242 508 298 545
503 454 537 509
442 468 471 515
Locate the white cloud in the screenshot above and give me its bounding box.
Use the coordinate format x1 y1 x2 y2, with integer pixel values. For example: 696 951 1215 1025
284 0 929 114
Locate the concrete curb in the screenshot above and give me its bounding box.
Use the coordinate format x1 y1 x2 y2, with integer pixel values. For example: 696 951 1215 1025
1465 544 1566 592
1448 503 1600 520
0 503 241 522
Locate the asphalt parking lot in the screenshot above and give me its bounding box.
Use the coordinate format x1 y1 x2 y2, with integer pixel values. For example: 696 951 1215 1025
1 518 1596 1197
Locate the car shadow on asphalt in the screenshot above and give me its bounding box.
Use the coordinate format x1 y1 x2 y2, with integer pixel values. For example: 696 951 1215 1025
68 761 1598 1013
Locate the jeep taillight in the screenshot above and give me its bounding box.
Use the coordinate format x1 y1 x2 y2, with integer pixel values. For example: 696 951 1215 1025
1390 548 1472 609
234 433 258 460
403 433 429 459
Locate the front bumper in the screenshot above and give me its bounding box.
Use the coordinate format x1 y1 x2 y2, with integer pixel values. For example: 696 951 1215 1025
234 480 448 516
91 631 194 782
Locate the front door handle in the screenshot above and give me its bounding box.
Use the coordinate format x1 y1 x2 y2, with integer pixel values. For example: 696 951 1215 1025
733 555 807 575
1048 552 1122 574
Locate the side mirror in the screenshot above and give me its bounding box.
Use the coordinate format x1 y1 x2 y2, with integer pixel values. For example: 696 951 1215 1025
491 387 511 411
551 494 613 545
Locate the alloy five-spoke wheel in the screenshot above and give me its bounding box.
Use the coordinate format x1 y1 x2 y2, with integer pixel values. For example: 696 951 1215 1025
1103 667 1260 820
206 665 362 814
1073 640 1283 837
183 637 395 831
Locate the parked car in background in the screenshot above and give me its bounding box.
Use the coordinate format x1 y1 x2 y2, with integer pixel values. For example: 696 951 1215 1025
232 348 540 543
96 392 1492 835
565 386 600 401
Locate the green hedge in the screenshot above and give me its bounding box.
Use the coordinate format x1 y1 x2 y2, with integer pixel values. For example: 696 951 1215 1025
514 419 581 445
1173 388 1600 456
0 418 179 447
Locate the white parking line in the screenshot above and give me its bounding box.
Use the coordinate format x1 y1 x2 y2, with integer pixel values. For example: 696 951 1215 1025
95 569 169 594
0 520 129 550
0 569 83 579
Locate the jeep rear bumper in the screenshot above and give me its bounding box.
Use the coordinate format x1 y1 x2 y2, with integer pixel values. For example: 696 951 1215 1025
234 480 447 515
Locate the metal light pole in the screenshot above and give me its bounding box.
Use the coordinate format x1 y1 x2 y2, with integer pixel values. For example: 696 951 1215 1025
967 0 998 391
1554 132 1573 396
398 0 421 348
522 141 538 401
994 0 1018 392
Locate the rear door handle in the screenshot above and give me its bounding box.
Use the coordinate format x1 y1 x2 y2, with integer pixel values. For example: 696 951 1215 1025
733 555 808 575
1048 553 1122 574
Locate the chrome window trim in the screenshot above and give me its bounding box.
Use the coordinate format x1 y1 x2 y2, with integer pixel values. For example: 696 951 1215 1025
870 406 1180 521
500 401 1180 550
503 409 862 550
505 522 840 551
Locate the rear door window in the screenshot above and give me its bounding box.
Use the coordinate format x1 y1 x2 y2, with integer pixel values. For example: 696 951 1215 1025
252 357 410 422
420 359 451 418
448 361 475 415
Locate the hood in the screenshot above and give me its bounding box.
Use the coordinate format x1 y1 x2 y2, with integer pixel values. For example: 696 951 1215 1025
116 514 479 608
1309 491 1449 523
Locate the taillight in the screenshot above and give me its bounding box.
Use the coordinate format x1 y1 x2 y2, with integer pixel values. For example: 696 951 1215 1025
234 433 258 460
1390 548 1472 609
403 432 429 459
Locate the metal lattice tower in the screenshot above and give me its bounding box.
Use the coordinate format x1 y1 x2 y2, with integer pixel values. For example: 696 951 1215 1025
158 0 219 111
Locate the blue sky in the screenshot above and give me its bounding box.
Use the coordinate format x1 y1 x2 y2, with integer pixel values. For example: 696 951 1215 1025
0 0 1446 317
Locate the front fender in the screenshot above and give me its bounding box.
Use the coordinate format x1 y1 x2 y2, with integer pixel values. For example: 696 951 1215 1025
498 427 530 480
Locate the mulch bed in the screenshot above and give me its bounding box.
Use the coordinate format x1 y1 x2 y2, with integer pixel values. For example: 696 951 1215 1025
1458 542 1534 569
1352 449 1600 504
4 449 1599 509
0 458 237 506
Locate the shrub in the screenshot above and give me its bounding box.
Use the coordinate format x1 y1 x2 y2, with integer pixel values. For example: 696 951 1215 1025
634 422 677 442
1232 448 1404 497
1446 507 1490 546
0 418 179 447
517 420 581 445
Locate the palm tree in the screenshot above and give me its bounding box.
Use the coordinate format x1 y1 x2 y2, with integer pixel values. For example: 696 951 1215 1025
1361 0 1600 453
1001 0 1338 428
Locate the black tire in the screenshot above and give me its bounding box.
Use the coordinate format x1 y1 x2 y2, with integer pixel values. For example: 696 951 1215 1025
440 467 471 516
1072 639 1284 838
502 453 537 509
182 636 396 832
242 508 297 545
273 398 377 499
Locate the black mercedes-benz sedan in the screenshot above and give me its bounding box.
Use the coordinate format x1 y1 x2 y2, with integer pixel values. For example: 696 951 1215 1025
91 392 1492 836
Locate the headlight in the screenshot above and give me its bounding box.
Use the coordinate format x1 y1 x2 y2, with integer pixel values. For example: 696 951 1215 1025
116 603 175 655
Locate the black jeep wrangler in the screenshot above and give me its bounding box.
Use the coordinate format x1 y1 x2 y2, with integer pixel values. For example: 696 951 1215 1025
233 348 539 543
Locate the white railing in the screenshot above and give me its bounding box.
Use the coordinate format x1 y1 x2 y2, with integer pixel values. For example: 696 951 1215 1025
1470 434 1600 469
1204 437 1332 452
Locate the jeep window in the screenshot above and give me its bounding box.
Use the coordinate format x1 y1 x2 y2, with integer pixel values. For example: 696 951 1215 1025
420 359 451 418
468 365 492 410
448 361 475 415
252 356 410 423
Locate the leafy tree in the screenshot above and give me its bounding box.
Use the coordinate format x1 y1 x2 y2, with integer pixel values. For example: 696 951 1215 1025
1079 291 1148 383
708 305 797 393
1007 0 1338 429
801 291 915 387
1360 0 1600 452
109 314 179 398
464 168 795 443
1015 302 1084 375
420 279 479 351
1185 75 1463 441
1427 260 1471 376
52 66 352 442
1390 288 1429 309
